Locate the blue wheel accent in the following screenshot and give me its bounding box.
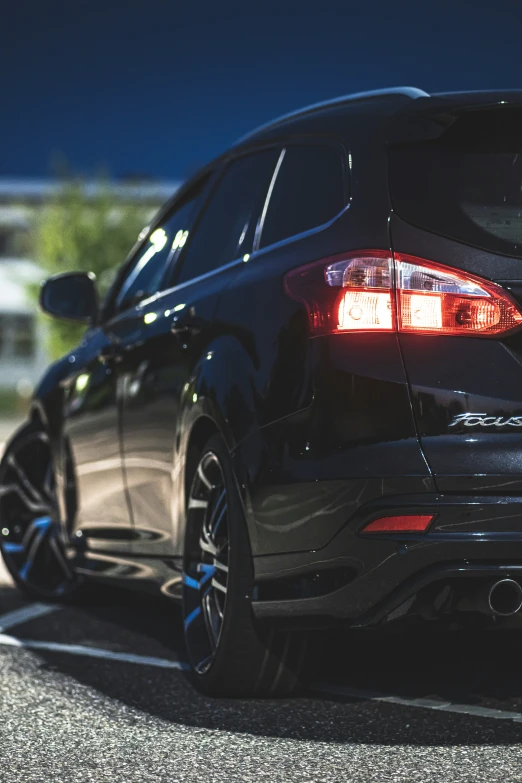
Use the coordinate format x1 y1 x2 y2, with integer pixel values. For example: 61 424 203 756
184 606 202 629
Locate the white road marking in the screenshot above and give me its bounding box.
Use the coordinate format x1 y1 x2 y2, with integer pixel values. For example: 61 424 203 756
314 682 522 723
0 598 520 723
0 633 188 670
0 603 59 632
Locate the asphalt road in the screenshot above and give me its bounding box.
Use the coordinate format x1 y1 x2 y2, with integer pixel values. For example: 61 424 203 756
0 555 522 783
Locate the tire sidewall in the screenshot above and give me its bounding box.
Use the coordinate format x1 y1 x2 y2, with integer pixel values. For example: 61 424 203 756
182 432 256 691
0 421 79 602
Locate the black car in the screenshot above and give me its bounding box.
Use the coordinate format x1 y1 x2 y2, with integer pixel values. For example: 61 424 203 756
4 85 522 696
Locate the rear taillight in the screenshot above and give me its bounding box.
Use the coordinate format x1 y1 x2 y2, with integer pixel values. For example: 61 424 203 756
395 254 522 336
284 251 522 337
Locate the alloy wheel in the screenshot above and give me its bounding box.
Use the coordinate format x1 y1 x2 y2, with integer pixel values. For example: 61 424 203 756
0 430 75 596
183 450 230 674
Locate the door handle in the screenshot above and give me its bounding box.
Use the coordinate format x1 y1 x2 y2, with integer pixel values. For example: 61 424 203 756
170 306 198 336
170 320 191 336
98 344 122 365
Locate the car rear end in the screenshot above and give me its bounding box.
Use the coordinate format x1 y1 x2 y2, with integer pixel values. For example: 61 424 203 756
378 93 522 623
251 92 522 628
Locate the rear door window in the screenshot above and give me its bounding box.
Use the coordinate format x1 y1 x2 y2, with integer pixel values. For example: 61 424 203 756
259 144 347 249
389 108 522 259
173 148 281 286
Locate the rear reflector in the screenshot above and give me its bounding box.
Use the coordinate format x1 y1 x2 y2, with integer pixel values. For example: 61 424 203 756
362 514 435 533
284 251 522 338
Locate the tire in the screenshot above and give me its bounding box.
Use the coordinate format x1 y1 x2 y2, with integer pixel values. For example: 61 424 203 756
182 432 308 697
0 421 79 602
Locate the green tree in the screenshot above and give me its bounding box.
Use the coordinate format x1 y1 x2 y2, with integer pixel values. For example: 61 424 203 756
31 178 152 359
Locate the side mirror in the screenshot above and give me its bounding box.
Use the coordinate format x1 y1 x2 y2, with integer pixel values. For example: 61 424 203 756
39 272 99 324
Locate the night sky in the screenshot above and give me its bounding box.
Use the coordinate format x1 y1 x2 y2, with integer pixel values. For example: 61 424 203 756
3 0 522 181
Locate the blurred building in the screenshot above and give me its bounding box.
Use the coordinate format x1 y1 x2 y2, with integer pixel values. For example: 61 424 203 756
0 178 178 404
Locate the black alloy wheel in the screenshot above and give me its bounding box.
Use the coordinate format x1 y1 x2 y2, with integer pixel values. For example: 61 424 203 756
0 423 77 599
183 449 230 674
182 432 309 697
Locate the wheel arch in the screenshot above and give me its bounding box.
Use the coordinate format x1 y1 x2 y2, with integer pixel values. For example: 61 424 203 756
183 416 222 497
178 331 262 510
178 347 257 559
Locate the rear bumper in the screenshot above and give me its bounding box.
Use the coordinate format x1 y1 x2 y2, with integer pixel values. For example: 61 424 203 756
252 493 522 625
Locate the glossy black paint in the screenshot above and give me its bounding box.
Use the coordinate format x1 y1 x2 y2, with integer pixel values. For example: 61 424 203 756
390 213 522 489
231 332 431 556
20 87 522 629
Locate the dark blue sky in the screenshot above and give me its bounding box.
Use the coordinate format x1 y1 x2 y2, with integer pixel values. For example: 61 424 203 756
3 0 522 181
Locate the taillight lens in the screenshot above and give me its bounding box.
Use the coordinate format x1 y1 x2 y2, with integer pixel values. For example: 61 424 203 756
329 254 394 331
284 251 394 335
284 250 522 338
395 254 522 336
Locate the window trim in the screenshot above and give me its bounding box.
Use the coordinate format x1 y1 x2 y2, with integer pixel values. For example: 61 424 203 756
254 135 351 254
167 144 284 289
138 255 248 310
252 148 286 252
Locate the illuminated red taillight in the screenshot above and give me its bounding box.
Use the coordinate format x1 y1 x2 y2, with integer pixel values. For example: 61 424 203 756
362 514 435 533
395 254 522 336
284 251 522 337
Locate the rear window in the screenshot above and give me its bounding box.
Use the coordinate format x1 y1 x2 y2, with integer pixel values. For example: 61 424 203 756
259 144 347 249
389 108 522 259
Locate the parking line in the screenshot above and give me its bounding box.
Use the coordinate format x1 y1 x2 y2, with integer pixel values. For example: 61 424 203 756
313 682 522 723
2 604 520 721
0 603 59 632
0 632 189 670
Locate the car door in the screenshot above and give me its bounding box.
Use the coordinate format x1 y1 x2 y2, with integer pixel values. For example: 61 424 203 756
103 172 216 555
62 194 191 553
117 147 282 557
61 320 134 553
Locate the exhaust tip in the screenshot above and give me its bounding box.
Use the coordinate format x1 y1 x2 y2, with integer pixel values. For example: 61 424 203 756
488 579 522 616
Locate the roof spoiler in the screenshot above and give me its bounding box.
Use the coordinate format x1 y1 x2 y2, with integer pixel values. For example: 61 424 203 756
388 91 522 144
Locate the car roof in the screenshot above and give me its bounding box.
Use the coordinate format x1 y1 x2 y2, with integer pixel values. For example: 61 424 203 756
234 87 428 145
232 87 522 149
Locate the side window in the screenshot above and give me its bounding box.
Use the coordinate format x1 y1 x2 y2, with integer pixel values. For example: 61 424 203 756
112 176 209 314
173 148 281 286
259 144 347 249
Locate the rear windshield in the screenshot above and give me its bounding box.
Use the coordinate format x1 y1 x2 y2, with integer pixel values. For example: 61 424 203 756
389 108 522 259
